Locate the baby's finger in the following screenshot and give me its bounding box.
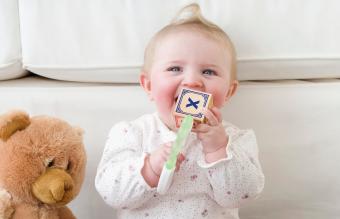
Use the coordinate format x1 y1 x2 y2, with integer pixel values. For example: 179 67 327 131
192 123 209 133
202 109 219 126
175 153 185 172
210 106 222 123
161 146 172 160
164 142 172 148
163 142 172 153
175 163 181 172
177 153 185 162
175 161 182 172
165 146 172 154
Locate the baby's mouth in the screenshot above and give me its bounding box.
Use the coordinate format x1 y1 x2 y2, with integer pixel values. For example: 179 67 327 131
172 96 179 111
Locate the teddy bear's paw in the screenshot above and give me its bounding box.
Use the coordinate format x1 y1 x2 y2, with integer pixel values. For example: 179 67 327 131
0 188 14 219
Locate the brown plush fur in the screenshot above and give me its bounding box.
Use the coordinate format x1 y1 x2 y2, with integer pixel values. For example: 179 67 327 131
0 111 86 219
0 110 30 141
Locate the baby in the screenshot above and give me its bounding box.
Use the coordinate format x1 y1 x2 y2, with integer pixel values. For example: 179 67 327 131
95 3 264 219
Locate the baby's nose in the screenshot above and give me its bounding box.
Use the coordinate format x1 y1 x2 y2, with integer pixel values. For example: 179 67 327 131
182 73 203 89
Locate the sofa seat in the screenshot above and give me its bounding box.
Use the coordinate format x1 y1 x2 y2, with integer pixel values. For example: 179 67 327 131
1 75 340 218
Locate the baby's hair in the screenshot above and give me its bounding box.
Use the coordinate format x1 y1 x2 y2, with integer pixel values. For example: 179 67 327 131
143 3 237 80
171 3 220 29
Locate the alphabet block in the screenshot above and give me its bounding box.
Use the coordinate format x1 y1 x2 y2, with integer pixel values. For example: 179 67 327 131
174 88 213 127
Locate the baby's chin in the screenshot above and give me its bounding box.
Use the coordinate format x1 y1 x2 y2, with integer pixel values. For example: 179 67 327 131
157 112 177 131
166 116 178 132
161 98 181 131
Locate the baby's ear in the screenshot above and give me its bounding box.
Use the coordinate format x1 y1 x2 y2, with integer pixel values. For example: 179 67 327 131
225 80 239 102
139 72 153 101
0 110 31 141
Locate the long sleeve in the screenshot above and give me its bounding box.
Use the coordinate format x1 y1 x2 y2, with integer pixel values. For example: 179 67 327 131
95 114 263 218
197 128 265 208
95 122 156 210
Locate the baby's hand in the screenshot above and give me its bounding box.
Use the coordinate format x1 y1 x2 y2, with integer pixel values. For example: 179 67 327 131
193 107 228 162
142 143 185 187
149 143 185 175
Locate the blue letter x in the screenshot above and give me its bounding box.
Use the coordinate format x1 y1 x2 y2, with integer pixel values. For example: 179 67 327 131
186 97 200 109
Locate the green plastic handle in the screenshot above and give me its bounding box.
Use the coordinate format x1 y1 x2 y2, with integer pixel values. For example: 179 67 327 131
165 115 193 170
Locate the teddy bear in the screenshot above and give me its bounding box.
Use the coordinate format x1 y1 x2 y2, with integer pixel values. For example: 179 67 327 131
0 110 86 219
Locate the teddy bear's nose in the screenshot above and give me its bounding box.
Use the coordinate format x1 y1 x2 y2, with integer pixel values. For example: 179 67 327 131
50 179 74 201
32 168 75 204
50 182 65 201
64 180 73 192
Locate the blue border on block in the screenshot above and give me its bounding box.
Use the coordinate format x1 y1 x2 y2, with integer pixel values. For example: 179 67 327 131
175 89 209 119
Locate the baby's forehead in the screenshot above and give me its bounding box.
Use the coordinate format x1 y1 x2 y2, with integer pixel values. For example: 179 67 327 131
143 26 236 77
154 31 232 58
160 27 225 43
155 28 233 54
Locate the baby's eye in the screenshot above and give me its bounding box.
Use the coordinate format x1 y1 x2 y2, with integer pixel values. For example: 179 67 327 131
167 66 182 72
202 69 216 76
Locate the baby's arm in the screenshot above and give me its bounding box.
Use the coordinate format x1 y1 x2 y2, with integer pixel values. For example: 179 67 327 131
95 122 156 210
198 128 265 208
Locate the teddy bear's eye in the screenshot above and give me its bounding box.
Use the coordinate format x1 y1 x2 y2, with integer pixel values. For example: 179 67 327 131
46 159 55 168
67 161 72 171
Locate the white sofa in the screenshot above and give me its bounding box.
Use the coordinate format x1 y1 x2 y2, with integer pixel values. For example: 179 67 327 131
1 1 340 218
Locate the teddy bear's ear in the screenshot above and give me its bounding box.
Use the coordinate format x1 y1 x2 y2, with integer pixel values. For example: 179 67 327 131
73 126 84 137
0 110 31 141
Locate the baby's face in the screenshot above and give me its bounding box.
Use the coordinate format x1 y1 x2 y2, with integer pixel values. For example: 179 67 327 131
142 30 235 130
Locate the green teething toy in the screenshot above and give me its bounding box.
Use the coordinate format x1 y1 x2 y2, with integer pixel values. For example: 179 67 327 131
157 115 193 194
165 115 193 169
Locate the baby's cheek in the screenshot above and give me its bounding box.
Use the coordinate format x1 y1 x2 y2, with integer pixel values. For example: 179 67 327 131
153 93 173 111
209 94 224 108
157 87 176 103
210 88 230 108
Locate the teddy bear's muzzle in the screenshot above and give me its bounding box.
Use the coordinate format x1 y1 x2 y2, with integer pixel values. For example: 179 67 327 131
32 168 75 206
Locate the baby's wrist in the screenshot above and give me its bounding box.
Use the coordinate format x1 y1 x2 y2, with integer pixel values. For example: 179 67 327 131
202 135 228 153
204 145 227 163
141 155 160 187
147 155 161 177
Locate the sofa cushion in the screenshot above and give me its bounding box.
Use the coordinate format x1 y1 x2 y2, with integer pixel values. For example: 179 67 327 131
1 76 340 218
18 0 340 83
0 0 27 80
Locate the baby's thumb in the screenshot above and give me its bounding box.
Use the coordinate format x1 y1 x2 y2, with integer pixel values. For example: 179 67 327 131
175 153 186 172
177 153 185 163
